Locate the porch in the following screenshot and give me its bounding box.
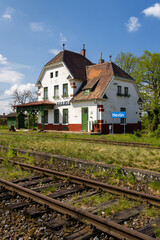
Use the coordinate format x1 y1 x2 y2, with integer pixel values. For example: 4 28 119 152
13 100 55 130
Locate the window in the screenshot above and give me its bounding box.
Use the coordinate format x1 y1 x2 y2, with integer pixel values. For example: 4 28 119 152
44 87 48 100
54 109 59 124
117 86 122 95
120 107 126 124
84 89 91 95
63 84 68 97
55 71 58 77
54 85 59 98
50 72 53 78
44 110 48 124
124 87 129 96
63 109 68 124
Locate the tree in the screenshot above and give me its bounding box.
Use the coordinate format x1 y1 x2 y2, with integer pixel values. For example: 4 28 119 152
12 89 37 106
115 50 160 131
115 52 138 78
136 50 160 130
11 89 37 129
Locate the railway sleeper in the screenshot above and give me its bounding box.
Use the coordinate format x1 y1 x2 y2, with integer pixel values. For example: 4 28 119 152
48 185 87 199
88 199 119 214
108 204 145 224
11 175 41 184
44 218 69 230
31 181 65 192
19 177 53 187
7 201 35 211
138 216 160 237
65 228 99 240
0 192 16 201
24 207 50 218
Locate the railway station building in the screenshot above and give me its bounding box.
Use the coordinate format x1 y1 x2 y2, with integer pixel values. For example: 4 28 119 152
14 46 142 133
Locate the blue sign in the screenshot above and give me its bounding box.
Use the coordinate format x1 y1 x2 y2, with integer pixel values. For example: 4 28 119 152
111 112 126 118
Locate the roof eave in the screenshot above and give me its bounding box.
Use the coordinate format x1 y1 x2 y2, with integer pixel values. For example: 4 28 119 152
71 97 106 103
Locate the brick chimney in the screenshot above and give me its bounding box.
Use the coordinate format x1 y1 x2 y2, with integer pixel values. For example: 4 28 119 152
98 52 104 64
81 44 86 57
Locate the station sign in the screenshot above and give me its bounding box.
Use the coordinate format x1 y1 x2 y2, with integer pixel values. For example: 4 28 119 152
57 101 70 106
111 112 126 118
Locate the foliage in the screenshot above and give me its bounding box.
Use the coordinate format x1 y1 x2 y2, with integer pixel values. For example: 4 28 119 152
134 130 142 138
148 181 160 193
115 52 138 78
0 125 9 129
115 50 160 131
25 113 38 129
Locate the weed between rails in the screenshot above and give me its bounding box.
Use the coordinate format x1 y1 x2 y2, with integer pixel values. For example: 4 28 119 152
103 197 140 217
0 159 32 180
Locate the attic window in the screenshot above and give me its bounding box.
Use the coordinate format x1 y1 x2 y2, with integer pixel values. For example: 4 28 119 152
84 89 91 95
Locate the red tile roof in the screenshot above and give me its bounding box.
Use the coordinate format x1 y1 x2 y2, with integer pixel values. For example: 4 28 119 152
45 50 93 80
72 62 134 102
13 101 55 108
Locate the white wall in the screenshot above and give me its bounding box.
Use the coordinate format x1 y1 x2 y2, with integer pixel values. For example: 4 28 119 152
38 63 72 102
102 77 141 124
37 63 141 127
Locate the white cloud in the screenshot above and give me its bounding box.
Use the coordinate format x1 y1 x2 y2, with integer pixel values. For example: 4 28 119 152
0 54 7 64
30 22 45 32
143 3 160 19
2 7 14 21
5 83 36 95
59 32 67 43
0 67 24 84
49 49 60 55
126 17 141 32
0 100 12 114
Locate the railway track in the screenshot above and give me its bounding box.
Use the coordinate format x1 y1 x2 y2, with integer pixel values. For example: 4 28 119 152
49 135 157 149
1 157 160 239
0 132 159 149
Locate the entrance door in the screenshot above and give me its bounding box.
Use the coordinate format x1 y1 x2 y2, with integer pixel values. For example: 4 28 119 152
81 107 88 131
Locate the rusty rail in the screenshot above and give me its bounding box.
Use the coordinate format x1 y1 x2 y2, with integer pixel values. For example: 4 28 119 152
1 157 160 207
0 178 155 240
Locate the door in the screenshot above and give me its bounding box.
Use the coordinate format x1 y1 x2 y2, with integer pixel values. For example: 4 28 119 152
81 107 88 131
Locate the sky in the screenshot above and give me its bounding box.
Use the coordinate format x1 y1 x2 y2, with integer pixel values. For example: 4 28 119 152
0 0 160 114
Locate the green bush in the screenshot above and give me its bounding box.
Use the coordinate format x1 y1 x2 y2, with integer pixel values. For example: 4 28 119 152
0 125 9 129
152 124 160 138
134 130 142 137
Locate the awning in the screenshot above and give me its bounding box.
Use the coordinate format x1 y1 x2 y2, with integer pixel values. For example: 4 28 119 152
13 100 55 112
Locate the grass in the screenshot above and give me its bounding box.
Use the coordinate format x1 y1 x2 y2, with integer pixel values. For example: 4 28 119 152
73 192 115 207
40 185 57 195
0 158 33 180
0 130 160 172
148 181 160 194
104 197 140 217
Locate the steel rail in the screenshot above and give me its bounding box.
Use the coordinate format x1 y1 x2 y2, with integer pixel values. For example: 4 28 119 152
0 178 155 240
0 132 159 149
51 136 153 148
2 157 160 207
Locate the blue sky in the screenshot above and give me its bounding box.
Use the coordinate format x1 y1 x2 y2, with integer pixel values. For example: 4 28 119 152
0 0 160 114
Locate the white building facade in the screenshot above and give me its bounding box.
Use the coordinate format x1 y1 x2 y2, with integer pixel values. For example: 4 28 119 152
35 48 142 133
